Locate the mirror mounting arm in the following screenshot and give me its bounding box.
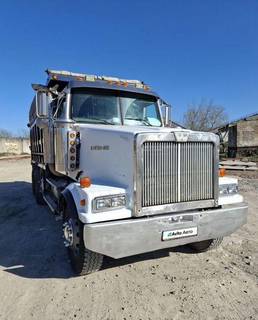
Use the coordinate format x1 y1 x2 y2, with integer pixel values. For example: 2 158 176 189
158 99 172 127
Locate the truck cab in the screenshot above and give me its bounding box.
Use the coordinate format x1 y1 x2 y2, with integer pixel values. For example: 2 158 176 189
29 69 248 275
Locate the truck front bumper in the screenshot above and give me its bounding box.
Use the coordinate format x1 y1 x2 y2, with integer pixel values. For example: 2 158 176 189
83 202 248 259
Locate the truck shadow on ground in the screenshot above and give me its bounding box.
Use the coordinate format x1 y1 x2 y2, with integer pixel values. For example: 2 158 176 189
0 181 193 279
102 245 193 271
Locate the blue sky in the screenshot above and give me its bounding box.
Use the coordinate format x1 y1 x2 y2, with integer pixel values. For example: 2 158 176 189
0 0 257 134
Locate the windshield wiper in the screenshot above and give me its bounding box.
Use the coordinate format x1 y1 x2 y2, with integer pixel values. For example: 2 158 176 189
83 118 115 125
124 117 151 126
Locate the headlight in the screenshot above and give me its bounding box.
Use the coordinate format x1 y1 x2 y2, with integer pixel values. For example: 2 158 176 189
93 194 126 212
95 198 112 210
219 183 238 196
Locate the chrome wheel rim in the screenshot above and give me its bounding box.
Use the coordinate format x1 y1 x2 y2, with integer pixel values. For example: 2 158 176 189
63 219 74 247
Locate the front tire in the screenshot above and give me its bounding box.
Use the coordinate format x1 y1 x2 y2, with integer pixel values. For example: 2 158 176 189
189 237 223 252
32 166 45 205
63 204 103 276
32 167 36 195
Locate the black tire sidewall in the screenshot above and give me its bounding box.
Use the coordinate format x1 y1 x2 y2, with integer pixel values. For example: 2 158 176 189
190 237 223 252
63 204 86 274
33 166 45 205
32 166 36 195
191 239 213 251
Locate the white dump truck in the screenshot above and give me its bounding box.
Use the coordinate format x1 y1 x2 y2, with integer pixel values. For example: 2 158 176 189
29 69 248 275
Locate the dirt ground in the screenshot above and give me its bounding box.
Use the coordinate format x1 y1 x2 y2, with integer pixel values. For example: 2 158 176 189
0 159 257 320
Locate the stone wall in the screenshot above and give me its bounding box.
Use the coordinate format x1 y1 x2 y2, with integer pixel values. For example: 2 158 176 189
237 119 258 147
0 138 30 155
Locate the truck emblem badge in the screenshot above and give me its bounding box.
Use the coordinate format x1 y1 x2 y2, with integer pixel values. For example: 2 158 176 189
174 131 190 142
90 145 110 151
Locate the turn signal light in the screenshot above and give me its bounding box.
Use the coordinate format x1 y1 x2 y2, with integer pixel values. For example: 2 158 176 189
80 176 91 188
219 168 226 177
80 199 86 206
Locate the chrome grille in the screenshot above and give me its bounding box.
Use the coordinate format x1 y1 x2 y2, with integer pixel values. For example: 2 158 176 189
141 141 214 207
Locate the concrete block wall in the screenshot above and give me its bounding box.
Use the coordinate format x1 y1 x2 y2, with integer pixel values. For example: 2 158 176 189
237 120 258 147
0 138 30 155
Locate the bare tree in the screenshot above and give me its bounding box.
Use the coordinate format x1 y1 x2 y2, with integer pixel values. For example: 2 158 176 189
0 128 13 138
183 99 228 131
17 128 30 139
0 128 30 139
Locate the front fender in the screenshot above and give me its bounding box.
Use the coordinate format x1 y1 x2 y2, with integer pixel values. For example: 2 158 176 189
63 183 132 224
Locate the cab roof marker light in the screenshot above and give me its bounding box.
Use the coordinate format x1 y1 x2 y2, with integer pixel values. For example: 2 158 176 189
135 83 145 89
124 79 144 85
85 75 95 82
101 76 143 85
46 69 95 81
47 69 87 78
46 69 149 88
101 76 121 82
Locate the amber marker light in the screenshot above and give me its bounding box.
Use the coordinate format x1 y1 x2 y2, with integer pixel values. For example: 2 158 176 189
80 199 86 206
70 132 76 139
219 168 226 177
80 177 91 188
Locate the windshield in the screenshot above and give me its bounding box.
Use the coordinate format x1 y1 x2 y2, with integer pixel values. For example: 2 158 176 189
71 89 162 127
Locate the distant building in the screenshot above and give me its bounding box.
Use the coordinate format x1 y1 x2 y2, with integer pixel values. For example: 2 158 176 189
215 112 258 158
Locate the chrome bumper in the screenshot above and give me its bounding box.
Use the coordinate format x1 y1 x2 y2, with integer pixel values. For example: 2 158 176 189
83 203 248 259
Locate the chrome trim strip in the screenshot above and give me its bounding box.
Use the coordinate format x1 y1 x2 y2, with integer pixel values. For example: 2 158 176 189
178 143 181 202
65 92 71 120
140 199 215 215
43 194 55 213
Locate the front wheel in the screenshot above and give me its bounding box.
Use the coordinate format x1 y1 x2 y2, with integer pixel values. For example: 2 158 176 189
189 237 223 252
32 166 45 205
63 205 103 275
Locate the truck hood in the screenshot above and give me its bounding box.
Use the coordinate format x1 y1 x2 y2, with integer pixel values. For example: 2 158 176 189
74 123 194 136
69 122 218 217
73 123 217 188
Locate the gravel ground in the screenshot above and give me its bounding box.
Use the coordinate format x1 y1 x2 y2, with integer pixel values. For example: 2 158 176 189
0 159 257 320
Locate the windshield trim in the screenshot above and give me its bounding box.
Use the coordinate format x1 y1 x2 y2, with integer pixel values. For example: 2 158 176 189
70 88 163 127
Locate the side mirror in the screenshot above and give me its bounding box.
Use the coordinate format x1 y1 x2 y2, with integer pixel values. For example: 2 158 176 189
36 91 49 118
159 100 171 126
164 104 171 126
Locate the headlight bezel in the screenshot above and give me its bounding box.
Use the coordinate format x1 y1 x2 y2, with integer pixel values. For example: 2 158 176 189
92 194 127 213
219 183 239 196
